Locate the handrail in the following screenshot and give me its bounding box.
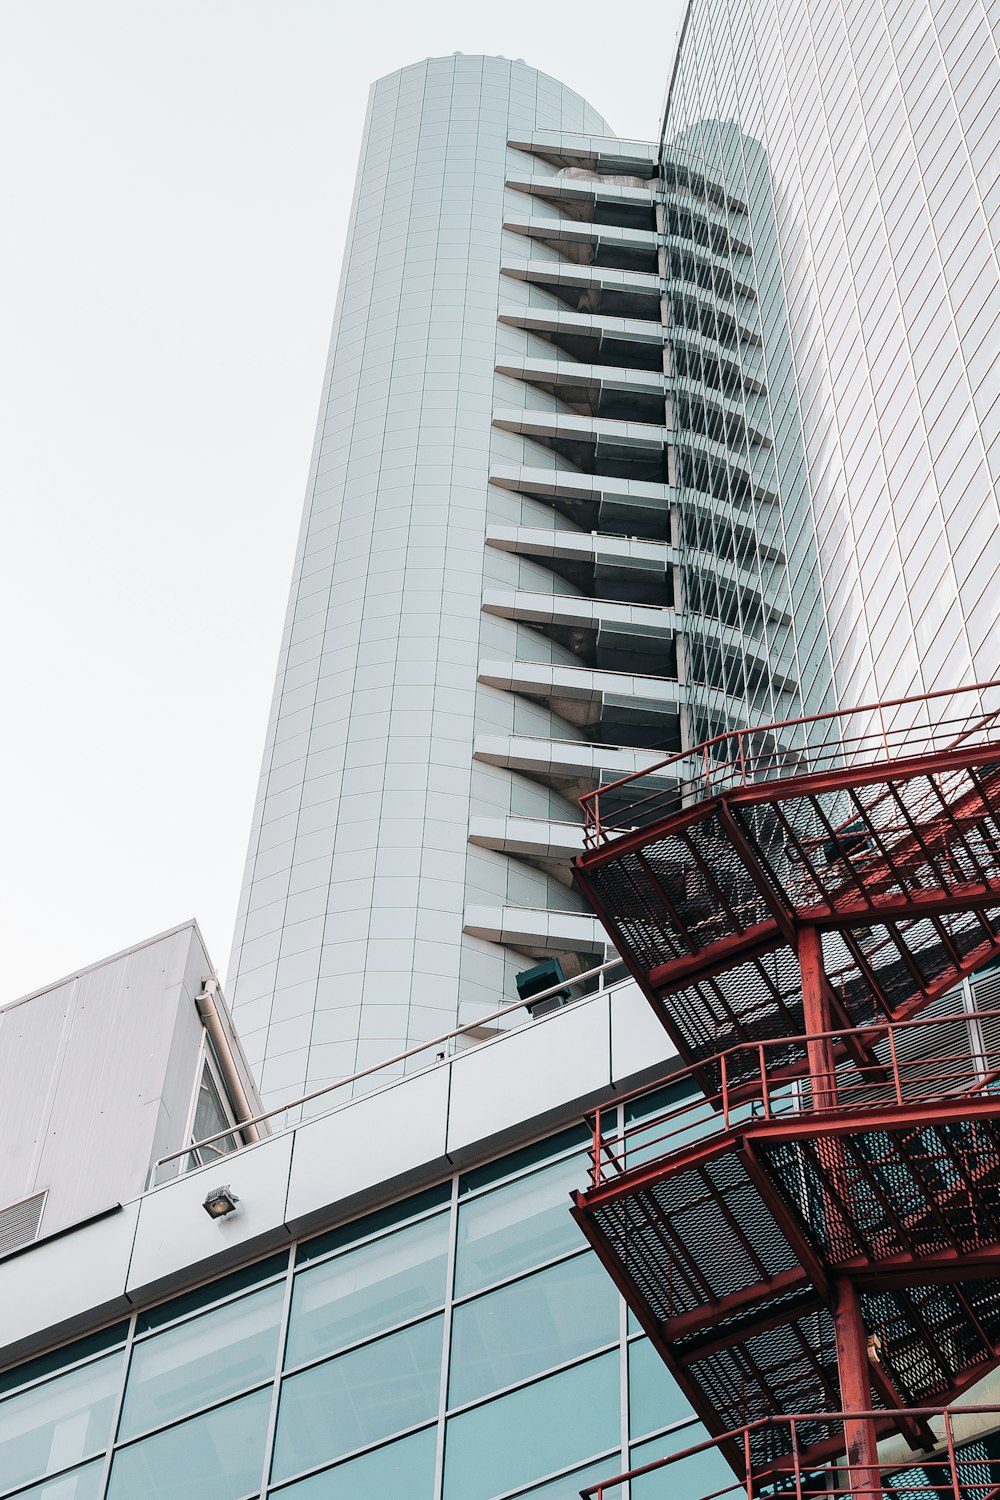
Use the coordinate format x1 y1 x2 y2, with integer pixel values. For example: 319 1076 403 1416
151 955 629 1182
580 1405 1000 1498
579 677 1000 846
584 1005 1000 1190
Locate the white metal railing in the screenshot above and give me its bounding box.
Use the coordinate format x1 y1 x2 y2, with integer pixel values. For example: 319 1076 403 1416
149 956 630 1186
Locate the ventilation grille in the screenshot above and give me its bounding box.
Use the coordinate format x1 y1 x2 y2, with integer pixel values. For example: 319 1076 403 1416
0 1191 46 1255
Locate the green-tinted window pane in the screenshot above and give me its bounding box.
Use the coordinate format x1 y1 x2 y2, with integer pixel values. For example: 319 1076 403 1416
0 1352 121 1492
628 1338 693 1438
13 1461 104 1500
0 1324 128 1399
106 1388 269 1500
628 1433 739 1500
272 1315 443 1483
443 1351 619 1500
119 1282 283 1441
296 1185 451 1267
512 1456 623 1499
450 1253 618 1406
454 1156 585 1297
286 1213 448 1369
136 1254 287 1333
623 1083 719 1170
459 1127 589 1195
271 1426 436 1498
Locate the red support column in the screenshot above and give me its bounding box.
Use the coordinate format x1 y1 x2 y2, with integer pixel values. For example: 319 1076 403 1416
833 1279 881 1497
798 924 837 1109
798 924 880 1488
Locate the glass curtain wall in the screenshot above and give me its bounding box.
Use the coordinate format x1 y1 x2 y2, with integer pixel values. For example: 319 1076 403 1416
0 1113 714 1500
664 0 1000 710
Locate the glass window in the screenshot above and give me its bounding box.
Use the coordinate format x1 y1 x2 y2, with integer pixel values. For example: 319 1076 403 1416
442 1351 619 1500
0 1351 121 1493
272 1314 443 1483
628 1338 693 1438
0 1325 128 1401
190 1066 237 1165
12 1462 104 1500
118 1282 283 1441
511 1456 624 1499
454 1156 586 1297
628 1433 738 1500
450 1252 619 1406
106 1388 269 1500
459 1127 590 1196
286 1213 448 1369
295 1184 450 1265
270 1425 436 1498
136 1255 287 1335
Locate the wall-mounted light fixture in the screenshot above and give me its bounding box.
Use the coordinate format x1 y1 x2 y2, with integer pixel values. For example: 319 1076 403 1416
202 1185 240 1220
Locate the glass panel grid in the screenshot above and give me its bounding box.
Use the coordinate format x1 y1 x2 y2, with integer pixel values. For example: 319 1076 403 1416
0 1104 707 1500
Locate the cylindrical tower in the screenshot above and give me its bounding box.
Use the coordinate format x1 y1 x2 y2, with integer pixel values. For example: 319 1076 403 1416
228 57 615 1105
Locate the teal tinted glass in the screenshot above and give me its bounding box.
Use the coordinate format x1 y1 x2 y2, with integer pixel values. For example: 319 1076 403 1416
12 1461 104 1500
512 1455 624 1499
442 1351 619 1500
119 1282 283 1441
271 1425 436 1498
628 1338 693 1437
623 1082 718 1168
459 1126 590 1195
286 1212 448 1369
628 1434 739 1500
454 1155 585 1297
106 1387 269 1500
295 1184 451 1266
0 1324 127 1399
272 1314 443 1483
0 1351 121 1492
449 1252 618 1406
135 1253 287 1333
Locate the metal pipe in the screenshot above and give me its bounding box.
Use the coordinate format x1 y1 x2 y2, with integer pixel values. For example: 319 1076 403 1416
195 978 261 1144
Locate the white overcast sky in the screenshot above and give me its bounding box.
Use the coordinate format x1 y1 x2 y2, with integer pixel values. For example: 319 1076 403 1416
0 1 683 1003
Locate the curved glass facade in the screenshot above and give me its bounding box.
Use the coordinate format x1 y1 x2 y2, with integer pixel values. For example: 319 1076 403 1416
228 58 615 1106
664 0 1000 711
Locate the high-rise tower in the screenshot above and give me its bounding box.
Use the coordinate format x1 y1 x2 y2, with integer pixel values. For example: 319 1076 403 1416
229 52 843 1107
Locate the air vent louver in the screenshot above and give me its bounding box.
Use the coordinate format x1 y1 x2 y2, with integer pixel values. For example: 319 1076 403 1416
0 1191 46 1255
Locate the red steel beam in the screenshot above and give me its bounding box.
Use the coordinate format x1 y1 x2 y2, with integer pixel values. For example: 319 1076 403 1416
645 923 784 992
665 1282 821 1357
740 1090 1000 1145
577 742 1000 875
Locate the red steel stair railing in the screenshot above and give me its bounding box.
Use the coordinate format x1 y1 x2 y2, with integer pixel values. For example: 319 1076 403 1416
580 682 1000 848
574 1008 1000 1468
570 683 1000 1486
584 1007 1000 1193
579 1406 1000 1500
573 681 1000 1084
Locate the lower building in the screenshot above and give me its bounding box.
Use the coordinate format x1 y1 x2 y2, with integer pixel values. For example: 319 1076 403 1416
0 922 260 1253
4 917 1000 1499
0 944 715 1500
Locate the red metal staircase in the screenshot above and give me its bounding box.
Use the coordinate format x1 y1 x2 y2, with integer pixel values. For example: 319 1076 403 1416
570 682 1000 1491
